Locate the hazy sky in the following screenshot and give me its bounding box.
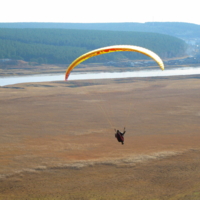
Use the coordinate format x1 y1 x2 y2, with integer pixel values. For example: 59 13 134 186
1 0 199 25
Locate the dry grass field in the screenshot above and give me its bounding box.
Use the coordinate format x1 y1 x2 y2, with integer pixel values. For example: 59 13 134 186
0 75 200 199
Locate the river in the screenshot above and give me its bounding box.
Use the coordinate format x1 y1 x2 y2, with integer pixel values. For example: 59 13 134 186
1 67 200 87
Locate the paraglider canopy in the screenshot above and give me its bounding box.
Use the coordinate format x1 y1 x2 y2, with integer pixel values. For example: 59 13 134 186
65 45 165 80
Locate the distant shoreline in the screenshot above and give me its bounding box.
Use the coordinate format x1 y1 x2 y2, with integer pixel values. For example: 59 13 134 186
1 66 200 87
1 60 199 77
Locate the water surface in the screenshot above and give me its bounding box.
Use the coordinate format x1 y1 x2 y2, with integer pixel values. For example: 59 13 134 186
1 67 200 87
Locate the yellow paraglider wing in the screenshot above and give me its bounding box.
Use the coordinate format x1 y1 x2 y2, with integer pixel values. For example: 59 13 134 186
65 45 164 80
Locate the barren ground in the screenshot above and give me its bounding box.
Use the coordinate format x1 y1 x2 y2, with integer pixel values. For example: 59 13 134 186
0 75 200 199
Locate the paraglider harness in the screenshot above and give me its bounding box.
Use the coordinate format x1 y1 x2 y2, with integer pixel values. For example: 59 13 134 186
115 128 126 145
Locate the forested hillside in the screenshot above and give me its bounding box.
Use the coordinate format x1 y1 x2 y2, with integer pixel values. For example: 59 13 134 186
0 28 186 64
0 22 199 39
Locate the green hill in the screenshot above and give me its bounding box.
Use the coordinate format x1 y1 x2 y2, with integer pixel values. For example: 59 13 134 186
0 28 186 64
0 22 199 39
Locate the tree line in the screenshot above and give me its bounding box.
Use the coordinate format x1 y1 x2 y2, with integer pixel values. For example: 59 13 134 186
0 22 200 39
0 28 187 64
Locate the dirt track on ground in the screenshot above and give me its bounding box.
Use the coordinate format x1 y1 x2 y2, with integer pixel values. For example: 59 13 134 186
0 75 200 199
